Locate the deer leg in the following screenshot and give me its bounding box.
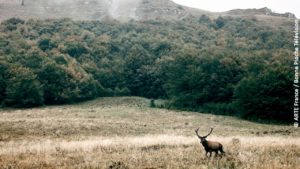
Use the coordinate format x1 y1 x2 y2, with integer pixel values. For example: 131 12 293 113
220 147 225 154
209 152 212 158
215 150 218 157
218 150 223 158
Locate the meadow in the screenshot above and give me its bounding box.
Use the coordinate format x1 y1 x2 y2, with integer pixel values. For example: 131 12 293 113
0 97 299 169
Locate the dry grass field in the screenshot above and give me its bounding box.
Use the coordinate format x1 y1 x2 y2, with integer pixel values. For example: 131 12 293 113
0 97 299 169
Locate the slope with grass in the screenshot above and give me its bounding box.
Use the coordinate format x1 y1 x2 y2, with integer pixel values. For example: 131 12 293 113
0 97 299 169
0 0 295 23
0 0 208 22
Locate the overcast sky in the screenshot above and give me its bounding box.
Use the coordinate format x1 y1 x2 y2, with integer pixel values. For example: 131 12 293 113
172 0 300 18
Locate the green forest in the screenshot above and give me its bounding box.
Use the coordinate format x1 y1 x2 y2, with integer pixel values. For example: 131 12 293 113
0 16 293 123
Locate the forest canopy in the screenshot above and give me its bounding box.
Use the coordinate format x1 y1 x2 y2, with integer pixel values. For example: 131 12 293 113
0 16 293 123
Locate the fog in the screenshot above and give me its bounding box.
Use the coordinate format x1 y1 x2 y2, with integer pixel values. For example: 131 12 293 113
108 0 141 20
0 0 143 21
47 0 142 20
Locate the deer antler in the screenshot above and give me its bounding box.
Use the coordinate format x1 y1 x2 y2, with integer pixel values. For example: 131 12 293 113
195 128 201 138
203 128 213 138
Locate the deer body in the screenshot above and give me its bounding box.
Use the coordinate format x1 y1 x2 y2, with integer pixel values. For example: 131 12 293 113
195 128 225 157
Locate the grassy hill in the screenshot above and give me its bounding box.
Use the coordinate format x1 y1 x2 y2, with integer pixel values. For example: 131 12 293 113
0 14 294 122
0 97 299 168
0 0 295 23
0 0 209 22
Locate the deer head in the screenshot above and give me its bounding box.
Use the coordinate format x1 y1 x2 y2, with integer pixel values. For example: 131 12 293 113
195 128 213 143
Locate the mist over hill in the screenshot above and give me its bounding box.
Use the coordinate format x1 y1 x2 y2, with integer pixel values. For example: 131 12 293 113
0 0 197 21
0 0 296 22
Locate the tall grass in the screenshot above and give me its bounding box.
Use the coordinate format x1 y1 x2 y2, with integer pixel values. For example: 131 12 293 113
0 97 299 168
0 135 299 169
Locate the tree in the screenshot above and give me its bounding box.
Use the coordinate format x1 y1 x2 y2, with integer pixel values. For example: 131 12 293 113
124 44 152 96
199 15 211 24
234 67 293 122
0 61 9 105
164 48 243 108
2 18 25 31
4 65 43 107
63 38 88 58
37 62 72 104
215 17 225 29
38 37 57 51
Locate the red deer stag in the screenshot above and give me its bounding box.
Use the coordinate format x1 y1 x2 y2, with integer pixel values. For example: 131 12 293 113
195 128 225 157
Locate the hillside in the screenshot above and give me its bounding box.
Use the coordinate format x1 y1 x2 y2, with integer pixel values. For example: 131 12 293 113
226 7 295 18
0 0 296 22
0 97 299 168
0 0 207 22
0 7 294 122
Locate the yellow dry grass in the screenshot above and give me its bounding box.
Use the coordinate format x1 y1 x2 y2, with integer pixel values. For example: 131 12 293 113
0 97 299 169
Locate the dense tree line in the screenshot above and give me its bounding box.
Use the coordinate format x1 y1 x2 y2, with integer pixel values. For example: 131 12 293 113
0 16 293 123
